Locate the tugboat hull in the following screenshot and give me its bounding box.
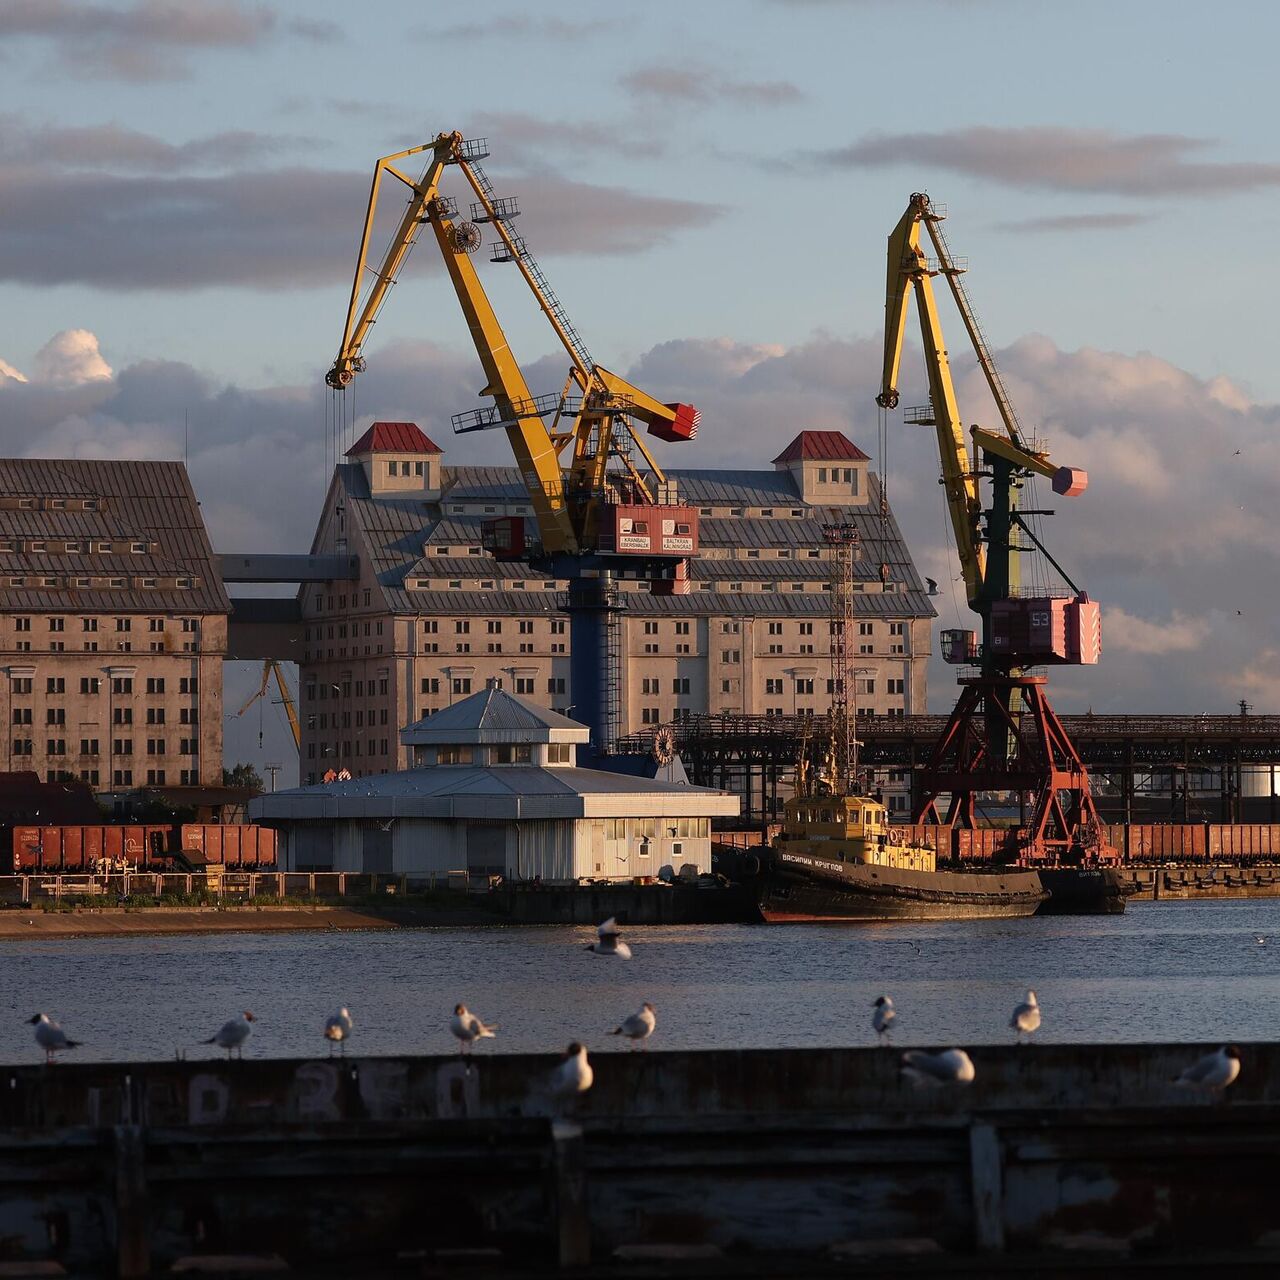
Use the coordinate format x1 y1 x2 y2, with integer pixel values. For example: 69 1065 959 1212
758 852 1047 922
1035 867 1133 915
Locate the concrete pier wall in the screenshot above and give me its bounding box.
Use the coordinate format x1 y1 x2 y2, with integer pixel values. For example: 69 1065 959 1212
2 1045 1279 1274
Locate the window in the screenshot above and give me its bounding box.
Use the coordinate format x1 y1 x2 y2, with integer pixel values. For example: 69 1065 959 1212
514 677 534 695
486 620 502 634
47 618 64 632
547 743 572 764
890 622 905 636
420 677 440 694
641 707 660 725
11 739 33 756
46 708 65 726
46 739 66 757
79 738 99 756
643 621 658 635
179 677 198 695
115 618 131 632
146 738 166 756
765 679 783 695
146 769 167 786
113 708 133 725
455 620 470 634
768 622 782 635
672 678 690 694
423 620 439 634
720 650 740 663
492 744 532 764
11 708 31 725
80 677 101 694
82 618 98 632
887 678 905 695
518 621 533 634
547 677 566 695
721 679 732 694
179 738 197 755
146 677 165 694
675 621 690 635
437 746 474 765
452 678 471 696
148 618 163 632
800 623 814 636
14 617 31 633
46 677 65 694
179 708 198 725
641 678 658 695
795 679 814 695
818 468 828 482
112 769 133 787
145 708 166 725
550 620 566 635
859 678 875 695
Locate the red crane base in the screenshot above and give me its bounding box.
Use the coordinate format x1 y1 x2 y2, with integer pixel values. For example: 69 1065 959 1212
914 675 1118 866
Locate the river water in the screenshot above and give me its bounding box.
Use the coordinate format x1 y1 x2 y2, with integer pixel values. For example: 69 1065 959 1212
3 900 1280 1063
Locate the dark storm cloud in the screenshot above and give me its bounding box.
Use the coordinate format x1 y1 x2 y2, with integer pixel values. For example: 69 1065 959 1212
818 127 1280 196
0 165 723 290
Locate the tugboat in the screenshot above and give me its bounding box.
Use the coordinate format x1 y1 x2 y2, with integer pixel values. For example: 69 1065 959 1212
755 746 1047 923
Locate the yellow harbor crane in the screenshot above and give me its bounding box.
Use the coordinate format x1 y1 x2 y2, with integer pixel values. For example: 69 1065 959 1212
876 192 1111 864
327 131 699 558
327 131 702 751
238 660 301 752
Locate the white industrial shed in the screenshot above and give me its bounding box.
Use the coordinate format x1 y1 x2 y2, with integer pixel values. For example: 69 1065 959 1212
249 688 739 882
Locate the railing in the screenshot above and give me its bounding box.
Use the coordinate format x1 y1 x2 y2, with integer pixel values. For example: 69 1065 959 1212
0 871 461 906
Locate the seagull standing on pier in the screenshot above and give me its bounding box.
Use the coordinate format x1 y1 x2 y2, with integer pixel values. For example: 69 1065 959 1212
29 1013 81 1064
1010 990 1041 1043
1173 1045 1241 1093
204 1011 255 1059
900 1048 976 1087
323 1007 353 1056
450 1004 498 1052
872 996 896 1045
610 1003 656 1049
586 917 632 959
550 1042 594 1103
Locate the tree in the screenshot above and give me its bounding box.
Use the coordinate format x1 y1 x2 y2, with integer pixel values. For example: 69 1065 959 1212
222 763 264 792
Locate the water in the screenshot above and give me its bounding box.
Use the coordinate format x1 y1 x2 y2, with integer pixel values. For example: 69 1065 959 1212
3 899 1280 1063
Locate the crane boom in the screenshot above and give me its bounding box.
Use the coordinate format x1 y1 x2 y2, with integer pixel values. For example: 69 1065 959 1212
238 660 300 752
877 194 985 606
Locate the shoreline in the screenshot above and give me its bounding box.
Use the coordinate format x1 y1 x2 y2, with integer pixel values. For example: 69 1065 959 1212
0 905 410 938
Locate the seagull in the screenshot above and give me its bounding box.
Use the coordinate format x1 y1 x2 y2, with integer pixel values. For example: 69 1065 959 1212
925 576 940 596
550 1042 594 1103
204 1011 255 1059
1255 935 1267 946
1173 1045 1241 1093
451 1003 498 1052
323 1007 353 1056
1010 990 1041 1042
29 1014 81 1064
610 1003 656 1049
872 995 896 1045
586 917 632 959
900 1048 976 1087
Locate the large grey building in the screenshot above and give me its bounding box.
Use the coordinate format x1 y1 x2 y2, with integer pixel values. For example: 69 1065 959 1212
0 459 230 793
296 423 934 800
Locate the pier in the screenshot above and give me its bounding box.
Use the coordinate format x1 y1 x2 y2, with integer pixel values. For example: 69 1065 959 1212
2 1045 1278 1275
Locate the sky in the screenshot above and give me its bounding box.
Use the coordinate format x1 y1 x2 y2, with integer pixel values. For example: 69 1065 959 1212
2 0 1279 775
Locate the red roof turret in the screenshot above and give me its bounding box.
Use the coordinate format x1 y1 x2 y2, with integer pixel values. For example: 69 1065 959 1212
346 422 442 456
771 431 870 465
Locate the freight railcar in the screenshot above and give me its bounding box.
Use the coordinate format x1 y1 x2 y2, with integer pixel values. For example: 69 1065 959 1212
1 824 278 875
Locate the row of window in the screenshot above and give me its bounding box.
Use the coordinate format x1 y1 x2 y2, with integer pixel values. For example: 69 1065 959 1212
5 576 195 590
305 739 392 760
11 617 197 633
11 707 197 725
12 738 198 757
42 768 198 787
9 676 196 695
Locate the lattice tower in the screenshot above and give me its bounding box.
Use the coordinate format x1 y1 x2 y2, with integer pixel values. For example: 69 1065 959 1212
822 517 861 793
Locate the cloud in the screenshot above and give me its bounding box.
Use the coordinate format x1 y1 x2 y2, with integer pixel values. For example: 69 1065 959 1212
0 1 328 81
0 357 28 384
32 331 114 386
819 127 1280 196
0 163 723 290
0 116 306 172
414 15 619 40
997 213 1152 234
463 112 664 161
5 322 1275 718
623 65 803 107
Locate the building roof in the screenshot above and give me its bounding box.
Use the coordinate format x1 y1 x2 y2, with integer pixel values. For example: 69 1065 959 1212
771 431 871 465
346 422 443 456
0 458 231 614
250 763 739 822
401 687 589 745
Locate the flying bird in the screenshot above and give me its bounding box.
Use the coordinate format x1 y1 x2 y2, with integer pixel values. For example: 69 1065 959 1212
1010 990 1041 1042
451 1003 498 1052
586 917 632 959
925 577 940 596
550 1042 594 1103
1173 1045 1241 1093
610 1003 656 1049
872 995 896 1045
900 1048 976 1087
204 1011 255 1059
29 1013 81 1064
323 1007 353 1056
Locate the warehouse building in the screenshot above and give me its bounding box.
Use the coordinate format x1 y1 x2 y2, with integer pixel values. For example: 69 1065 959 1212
0 459 229 796
251 686 739 879
295 424 933 791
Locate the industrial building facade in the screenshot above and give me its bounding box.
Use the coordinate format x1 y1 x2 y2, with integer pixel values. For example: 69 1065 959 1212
295 424 933 790
0 460 229 794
